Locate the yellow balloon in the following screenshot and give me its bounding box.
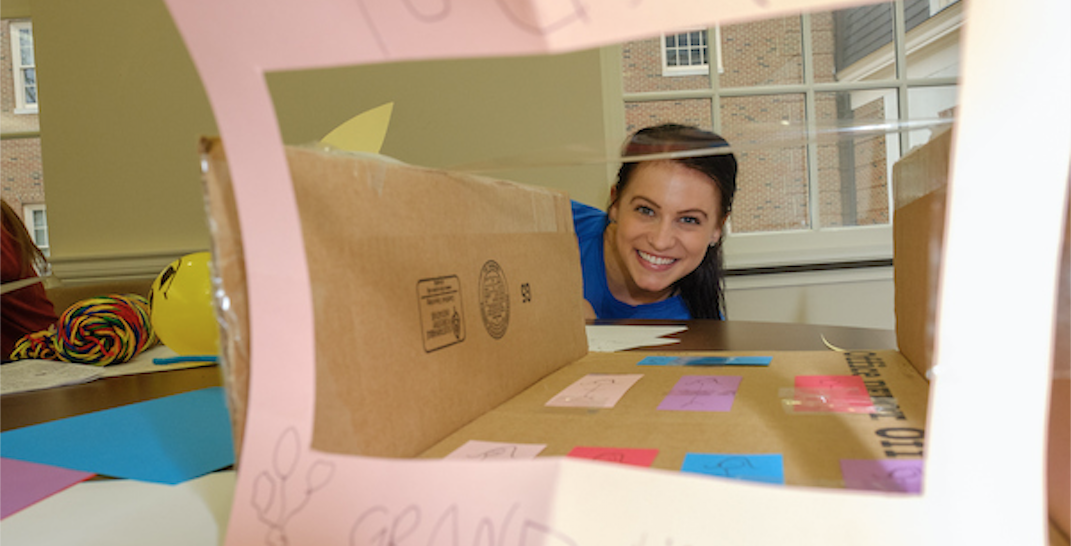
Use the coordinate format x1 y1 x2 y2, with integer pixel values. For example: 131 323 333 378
149 252 219 356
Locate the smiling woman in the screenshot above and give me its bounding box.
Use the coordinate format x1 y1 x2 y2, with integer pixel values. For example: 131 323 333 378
573 124 738 320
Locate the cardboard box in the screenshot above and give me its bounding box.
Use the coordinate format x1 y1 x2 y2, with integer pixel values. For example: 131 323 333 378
891 126 953 378
203 139 928 490
201 139 588 458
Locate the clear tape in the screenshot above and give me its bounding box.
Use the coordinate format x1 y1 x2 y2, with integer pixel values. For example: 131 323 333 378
446 117 955 173
779 387 900 415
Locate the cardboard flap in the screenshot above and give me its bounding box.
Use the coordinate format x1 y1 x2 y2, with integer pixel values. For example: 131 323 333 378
281 145 588 457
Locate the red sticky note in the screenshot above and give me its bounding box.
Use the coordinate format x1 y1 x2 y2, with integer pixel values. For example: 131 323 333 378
566 446 658 467
794 375 875 413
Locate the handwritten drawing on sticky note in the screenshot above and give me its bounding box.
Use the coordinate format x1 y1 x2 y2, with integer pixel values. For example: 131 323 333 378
444 440 546 460
681 453 785 485
840 459 923 493
658 375 742 412
545 374 643 408
567 447 658 467
793 375 875 413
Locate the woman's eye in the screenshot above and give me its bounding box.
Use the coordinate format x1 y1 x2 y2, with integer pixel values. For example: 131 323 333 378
635 205 655 216
680 216 701 225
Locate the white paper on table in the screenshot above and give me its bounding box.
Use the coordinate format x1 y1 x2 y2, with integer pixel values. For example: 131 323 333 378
0 360 104 396
0 471 236 546
444 440 546 460
585 324 686 352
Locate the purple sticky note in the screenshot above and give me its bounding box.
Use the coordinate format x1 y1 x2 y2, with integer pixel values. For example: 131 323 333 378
658 375 742 412
1 458 95 519
840 459 923 493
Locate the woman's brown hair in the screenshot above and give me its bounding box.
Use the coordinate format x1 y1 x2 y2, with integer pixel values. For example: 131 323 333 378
1 200 48 278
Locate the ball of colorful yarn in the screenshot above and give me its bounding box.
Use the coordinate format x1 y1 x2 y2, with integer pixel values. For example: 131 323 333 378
10 294 158 366
9 325 59 360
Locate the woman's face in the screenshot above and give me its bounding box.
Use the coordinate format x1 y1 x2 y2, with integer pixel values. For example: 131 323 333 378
606 161 725 304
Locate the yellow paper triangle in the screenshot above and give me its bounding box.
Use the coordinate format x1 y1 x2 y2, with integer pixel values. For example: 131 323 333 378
319 102 393 154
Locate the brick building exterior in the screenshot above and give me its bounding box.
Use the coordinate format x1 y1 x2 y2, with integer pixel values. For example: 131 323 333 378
620 11 905 234
0 18 46 222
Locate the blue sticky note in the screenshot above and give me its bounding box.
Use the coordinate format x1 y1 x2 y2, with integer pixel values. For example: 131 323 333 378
0 387 234 485
638 356 772 367
681 453 785 485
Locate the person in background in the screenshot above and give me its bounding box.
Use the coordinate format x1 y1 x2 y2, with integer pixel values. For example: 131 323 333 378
2 199 58 360
573 124 738 320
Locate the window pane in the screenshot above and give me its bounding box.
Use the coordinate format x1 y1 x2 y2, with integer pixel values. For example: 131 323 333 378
622 37 710 92
19 28 34 65
906 85 958 150
815 90 898 228
720 15 803 87
825 3 898 84
624 99 712 136
720 94 809 233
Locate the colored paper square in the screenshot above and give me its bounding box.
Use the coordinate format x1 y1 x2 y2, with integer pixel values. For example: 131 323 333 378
840 459 923 493
681 453 785 485
567 447 658 467
0 387 234 485
793 375 875 413
445 440 546 460
657 375 742 412
1 458 95 519
638 356 771 367
545 374 643 408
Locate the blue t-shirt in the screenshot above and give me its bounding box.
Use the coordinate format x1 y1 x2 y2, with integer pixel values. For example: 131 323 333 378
571 201 691 320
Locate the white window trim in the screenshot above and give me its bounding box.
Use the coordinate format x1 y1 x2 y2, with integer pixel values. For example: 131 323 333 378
660 29 715 77
9 20 38 114
22 203 48 256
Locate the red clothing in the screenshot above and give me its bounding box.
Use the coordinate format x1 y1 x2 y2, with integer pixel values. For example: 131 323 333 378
2 228 58 359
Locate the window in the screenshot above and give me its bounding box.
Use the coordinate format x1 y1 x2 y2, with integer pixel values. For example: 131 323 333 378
618 0 962 268
662 30 709 77
22 204 49 257
9 20 37 113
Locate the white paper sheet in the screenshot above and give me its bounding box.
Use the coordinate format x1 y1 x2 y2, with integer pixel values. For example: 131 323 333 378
0 360 104 396
0 471 236 546
585 324 686 352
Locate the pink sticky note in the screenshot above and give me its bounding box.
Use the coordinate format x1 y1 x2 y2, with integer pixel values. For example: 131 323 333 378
545 374 643 408
658 375 742 412
567 447 658 467
794 375 875 413
1 458 95 519
840 459 923 493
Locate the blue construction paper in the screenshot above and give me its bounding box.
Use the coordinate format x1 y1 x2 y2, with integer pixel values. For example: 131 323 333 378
0 387 234 485
680 453 785 485
638 356 771 367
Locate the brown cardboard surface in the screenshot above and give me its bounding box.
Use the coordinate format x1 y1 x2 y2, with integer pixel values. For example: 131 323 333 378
278 145 589 458
892 127 953 377
200 138 252 459
420 349 929 489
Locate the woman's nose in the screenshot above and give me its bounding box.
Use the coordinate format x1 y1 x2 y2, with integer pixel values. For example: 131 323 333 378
648 220 675 250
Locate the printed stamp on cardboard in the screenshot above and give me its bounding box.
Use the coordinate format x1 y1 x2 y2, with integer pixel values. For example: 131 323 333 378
417 275 465 352
478 260 510 340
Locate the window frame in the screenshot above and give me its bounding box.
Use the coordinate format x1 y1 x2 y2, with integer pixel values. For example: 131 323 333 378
660 29 712 77
22 203 49 257
9 19 38 114
616 1 961 269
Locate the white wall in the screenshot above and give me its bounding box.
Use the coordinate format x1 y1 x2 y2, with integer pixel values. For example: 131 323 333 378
725 267 895 330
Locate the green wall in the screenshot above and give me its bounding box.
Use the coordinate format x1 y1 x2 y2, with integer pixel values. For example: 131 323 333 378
16 0 615 280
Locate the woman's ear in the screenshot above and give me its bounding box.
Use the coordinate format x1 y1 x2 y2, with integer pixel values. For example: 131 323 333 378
607 187 620 222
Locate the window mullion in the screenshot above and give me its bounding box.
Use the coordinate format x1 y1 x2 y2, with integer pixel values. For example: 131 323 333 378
801 13 822 231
